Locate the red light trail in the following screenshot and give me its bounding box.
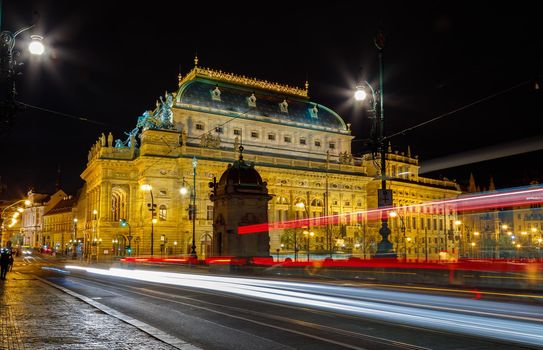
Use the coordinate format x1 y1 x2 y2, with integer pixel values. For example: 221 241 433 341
238 185 543 234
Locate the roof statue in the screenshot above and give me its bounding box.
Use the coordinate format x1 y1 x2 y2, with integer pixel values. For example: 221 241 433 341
158 92 174 128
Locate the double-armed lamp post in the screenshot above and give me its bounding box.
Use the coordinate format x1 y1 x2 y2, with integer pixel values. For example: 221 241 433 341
1 9 44 134
140 184 157 257
354 32 396 258
180 156 198 259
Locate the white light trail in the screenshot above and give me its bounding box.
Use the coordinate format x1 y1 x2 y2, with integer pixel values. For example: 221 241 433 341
65 266 543 347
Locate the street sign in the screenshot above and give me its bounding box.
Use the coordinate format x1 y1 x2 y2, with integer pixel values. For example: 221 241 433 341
378 189 393 207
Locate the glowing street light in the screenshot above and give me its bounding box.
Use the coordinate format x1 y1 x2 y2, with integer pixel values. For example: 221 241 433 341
0 13 44 134
140 184 156 257
353 32 394 258
354 86 367 101
28 35 45 55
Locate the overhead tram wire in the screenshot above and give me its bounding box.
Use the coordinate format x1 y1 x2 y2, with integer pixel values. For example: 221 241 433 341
384 79 533 142
17 101 122 129
349 79 534 148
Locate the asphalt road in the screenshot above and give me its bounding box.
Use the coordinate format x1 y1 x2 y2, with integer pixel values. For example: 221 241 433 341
17 254 543 350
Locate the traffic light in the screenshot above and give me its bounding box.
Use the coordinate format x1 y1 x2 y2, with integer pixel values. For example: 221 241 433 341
126 245 132 255
119 219 127 228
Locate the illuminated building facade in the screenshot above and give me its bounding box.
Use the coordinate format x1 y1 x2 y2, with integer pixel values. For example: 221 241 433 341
42 195 77 254
80 60 460 260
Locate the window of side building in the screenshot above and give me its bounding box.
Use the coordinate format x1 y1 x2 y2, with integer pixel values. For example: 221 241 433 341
329 142 336 149
196 123 204 130
233 128 241 136
314 140 321 147
251 131 259 138
268 133 276 141
299 138 306 145
159 205 167 221
215 126 224 134
207 205 213 220
284 135 291 143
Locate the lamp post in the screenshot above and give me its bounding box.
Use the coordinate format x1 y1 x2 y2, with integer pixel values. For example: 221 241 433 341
72 218 77 259
180 157 198 259
1 11 44 135
295 201 311 262
389 211 407 262
90 209 98 263
140 184 156 257
303 230 314 261
354 32 395 258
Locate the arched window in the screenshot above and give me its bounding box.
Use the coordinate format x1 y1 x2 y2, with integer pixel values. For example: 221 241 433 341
276 196 289 205
111 187 127 222
311 198 323 207
159 205 167 221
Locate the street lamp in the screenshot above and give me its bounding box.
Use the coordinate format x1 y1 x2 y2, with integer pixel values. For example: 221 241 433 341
295 201 312 262
389 210 407 261
354 32 395 258
140 184 157 257
90 209 98 262
72 218 78 259
1 12 44 135
180 156 198 259
303 230 314 261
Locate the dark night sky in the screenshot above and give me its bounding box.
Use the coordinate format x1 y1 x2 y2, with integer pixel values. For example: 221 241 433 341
1 1 542 199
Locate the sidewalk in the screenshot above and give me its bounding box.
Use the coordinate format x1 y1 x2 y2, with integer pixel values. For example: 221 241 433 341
0 266 177 349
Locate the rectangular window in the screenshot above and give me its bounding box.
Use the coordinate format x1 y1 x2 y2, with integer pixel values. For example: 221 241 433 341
196 123 204 130
329 142 336 149
412 217 417 229
233 129 241 136
300 138 306 145
206 205 213 220
268 134 276 141
284 136 291 143
251 131 259 138
314 140 321 147
215 126 224 134
420 218 425 229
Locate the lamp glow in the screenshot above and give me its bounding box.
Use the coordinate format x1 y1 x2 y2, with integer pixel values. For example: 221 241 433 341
354 87 367 101
28 35 45 55
180 187 188 195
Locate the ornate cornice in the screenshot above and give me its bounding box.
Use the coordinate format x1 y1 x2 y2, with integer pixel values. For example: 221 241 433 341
178 66 309 98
